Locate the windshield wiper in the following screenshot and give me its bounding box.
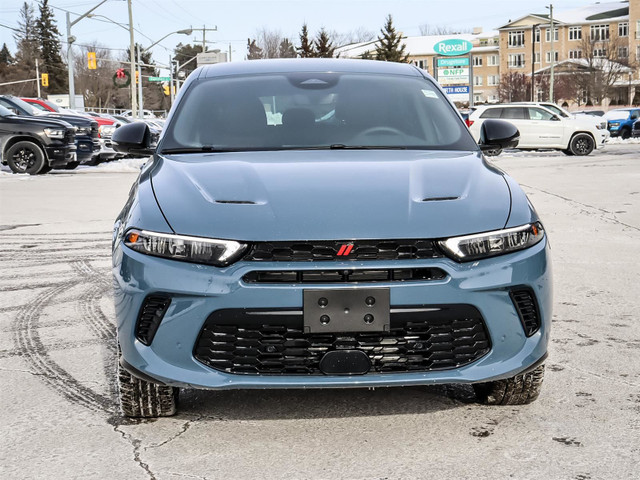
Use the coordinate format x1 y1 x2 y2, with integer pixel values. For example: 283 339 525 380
160 146 229 154
327 144 408 150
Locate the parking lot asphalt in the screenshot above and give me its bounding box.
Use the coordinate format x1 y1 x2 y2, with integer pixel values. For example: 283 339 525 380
1 144 639 480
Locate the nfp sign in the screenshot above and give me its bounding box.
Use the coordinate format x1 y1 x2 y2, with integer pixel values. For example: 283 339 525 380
437 67 470 85
433 39 473 56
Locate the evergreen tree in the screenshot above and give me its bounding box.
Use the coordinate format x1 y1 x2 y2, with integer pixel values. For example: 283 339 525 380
297 24 315 58
247 38 263 60
13 2 39 68
278 39 296 58
314 29 336 58
36 0 67 93
360 50 374 60
173 43 203 78
0 44 14 66
374 15 409 63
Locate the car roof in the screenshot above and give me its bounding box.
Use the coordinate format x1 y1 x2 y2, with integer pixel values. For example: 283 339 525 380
198 58 422 79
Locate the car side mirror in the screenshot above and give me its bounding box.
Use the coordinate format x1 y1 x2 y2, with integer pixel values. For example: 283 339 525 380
111 121 155 155
479 119 519 151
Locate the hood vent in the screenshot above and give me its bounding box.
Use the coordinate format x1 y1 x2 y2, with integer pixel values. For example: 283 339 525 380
421 196 459 202
215 200 256 205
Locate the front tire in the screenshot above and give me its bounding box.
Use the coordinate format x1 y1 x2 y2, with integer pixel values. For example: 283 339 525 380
620 127 631 140
569 133 594 156
5 141 46 174
117 359 179 418
473 364 545 405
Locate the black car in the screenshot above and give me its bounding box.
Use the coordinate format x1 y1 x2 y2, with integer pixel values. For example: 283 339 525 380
633 119 640 138
0 104 76 174
0 95 99 167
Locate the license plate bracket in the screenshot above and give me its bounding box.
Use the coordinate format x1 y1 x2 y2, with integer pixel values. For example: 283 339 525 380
303 288 390 333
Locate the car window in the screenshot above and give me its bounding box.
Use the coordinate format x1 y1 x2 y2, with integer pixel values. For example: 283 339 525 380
28 102 48 111
0 105 16 117
528 108 554 121
501 107 527 120
631 110 639 119
162 73 477 152
480 108 502 119
604 110 630 120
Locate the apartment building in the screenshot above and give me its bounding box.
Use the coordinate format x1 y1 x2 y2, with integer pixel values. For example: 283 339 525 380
336 1 639 107
499 1 639 105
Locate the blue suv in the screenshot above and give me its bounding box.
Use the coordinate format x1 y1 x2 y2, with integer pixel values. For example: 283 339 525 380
604 108 640 139
111 59 551 417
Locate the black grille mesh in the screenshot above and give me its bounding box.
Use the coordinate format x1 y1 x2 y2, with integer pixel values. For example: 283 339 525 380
194 306 490 375
243 268 447 284
510 288 540 336
135 296 171 345
244 240 444 262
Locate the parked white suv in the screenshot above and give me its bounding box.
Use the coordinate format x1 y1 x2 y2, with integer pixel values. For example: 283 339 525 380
510 102 608 130
468 104 608 156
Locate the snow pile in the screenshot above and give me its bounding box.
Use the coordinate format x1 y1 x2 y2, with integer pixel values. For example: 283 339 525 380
79 157 149 173
606 137 640 145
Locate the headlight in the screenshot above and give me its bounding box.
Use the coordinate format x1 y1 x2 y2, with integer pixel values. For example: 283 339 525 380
99 125 116 138
438 223 544 262
124 229 248 266
44 127 65 139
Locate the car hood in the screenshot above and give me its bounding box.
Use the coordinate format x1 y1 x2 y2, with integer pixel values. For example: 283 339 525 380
150 150 512 241
9 114 73 129
43 113 97 128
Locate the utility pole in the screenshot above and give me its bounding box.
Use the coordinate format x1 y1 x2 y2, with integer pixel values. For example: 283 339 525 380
35 58 41 98
137 44 143 118
128 0 137 118
65 1 108 110
193 25 218 53
548 4 555 102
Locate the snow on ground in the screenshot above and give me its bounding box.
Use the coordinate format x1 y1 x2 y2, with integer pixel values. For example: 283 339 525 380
76 156 149 173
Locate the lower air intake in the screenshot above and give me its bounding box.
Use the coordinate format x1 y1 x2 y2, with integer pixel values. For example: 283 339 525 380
135 295 171 346
510 288 541 336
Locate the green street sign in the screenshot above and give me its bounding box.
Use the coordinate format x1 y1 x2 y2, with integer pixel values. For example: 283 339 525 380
433 39 473 56
148 76 171 82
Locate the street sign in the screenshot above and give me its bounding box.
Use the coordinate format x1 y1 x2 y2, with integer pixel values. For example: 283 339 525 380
149 76 171 82
437 57 469 67
437 68 470 85
433 39 473 56
443 86 470 102
196 51 227 66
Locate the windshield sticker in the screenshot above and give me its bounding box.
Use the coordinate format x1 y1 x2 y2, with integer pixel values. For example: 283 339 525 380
422 89 438 99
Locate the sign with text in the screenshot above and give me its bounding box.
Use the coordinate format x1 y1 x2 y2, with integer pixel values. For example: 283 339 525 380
443 86 470 102
149 76 171 82
437 57 469 67
437 68 470 85
433 39 473 56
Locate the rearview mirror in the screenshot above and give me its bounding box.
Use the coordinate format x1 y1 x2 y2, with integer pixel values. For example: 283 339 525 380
111 121 155 156
479 119 519 151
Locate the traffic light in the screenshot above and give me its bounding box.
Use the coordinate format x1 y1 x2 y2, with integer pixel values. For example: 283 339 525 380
87 52 97 70
135 71 139 84
41 73 49 87
163 85 176 96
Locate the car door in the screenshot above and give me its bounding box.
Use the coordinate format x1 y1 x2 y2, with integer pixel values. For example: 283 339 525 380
527 107 565 147
499 107 532 147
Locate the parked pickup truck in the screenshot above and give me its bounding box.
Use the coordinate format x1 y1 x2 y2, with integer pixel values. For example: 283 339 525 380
0 95 99 168
0 104 76 174
603 108 640 139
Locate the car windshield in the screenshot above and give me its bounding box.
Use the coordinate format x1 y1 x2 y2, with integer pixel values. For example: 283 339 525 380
0 105 16 117
160 72 477 153
603 110 630 120
8 96 38 115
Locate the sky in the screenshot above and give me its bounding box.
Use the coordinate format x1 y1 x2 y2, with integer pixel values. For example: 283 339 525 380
0 0 603 74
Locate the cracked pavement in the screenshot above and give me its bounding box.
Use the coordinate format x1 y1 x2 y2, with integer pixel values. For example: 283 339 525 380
1 145 639 479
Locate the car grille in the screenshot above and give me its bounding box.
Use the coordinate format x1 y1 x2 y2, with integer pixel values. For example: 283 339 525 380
244 240 444 262
194 305 491 375
243 268 447 284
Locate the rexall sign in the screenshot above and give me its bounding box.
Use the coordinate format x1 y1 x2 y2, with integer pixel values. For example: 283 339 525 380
433 39 473 56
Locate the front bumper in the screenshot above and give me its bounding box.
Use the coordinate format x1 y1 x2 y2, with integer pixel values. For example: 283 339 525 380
76 137 100 163
45 143 77 167
113 237 552 390
92 138 120 162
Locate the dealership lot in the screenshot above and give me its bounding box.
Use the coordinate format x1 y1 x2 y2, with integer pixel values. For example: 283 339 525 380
1 144 638 479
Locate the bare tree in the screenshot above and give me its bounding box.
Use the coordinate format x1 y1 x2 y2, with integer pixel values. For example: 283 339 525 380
418 24 472 36
330 27 376 47
254 28 285 59
497 72 531 102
